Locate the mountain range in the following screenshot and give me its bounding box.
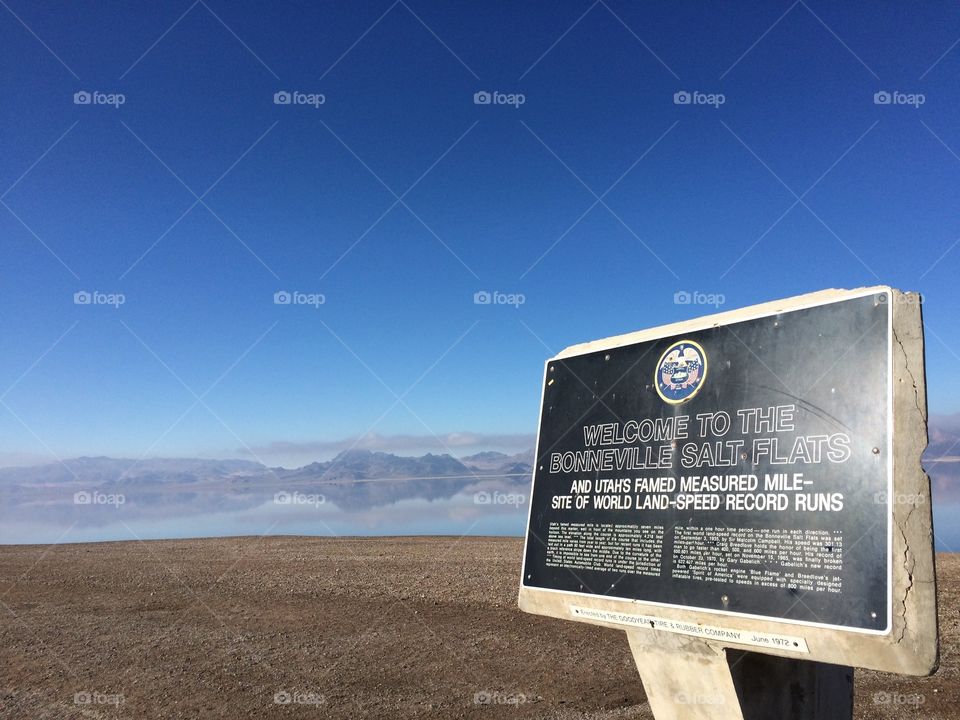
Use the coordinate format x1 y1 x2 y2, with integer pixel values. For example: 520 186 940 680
0 449 533 487
0 449 535 525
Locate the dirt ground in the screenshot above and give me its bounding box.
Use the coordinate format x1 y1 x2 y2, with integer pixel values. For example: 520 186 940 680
0 537 956 718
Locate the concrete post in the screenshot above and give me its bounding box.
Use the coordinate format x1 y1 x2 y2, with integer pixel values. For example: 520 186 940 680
627 630 853 720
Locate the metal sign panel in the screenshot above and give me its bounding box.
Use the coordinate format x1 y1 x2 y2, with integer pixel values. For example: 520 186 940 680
521 289 892 633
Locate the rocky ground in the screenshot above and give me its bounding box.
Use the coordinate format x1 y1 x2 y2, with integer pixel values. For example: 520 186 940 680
0 537 956 718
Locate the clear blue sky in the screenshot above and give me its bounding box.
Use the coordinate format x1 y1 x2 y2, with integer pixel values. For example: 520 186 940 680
2 1 959 468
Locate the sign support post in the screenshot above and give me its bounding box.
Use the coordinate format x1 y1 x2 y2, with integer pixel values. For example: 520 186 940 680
627 630 853 719
519 287 937 719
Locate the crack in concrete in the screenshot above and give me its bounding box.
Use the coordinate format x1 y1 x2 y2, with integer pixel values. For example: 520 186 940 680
894 511 915 644
891 301 926 646
893 322 925 424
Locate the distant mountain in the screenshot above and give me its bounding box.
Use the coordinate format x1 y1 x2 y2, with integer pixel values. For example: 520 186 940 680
0 450 535 488
460 451 510 468
0 456 266 487
285 449 475 482
461 449 535 472
927 413 960 459
0 449 534 523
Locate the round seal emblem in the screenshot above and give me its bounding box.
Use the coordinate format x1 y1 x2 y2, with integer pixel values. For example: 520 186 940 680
655 340 707 404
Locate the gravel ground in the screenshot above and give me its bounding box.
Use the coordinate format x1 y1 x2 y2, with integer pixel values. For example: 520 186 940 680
0 537 956 718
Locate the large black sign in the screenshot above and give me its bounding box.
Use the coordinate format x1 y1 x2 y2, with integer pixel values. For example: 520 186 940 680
522 292 891 632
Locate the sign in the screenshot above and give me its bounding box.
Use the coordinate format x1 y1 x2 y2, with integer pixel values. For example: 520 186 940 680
521 289 893 632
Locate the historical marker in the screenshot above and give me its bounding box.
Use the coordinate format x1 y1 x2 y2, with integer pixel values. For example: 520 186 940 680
519 287 937 720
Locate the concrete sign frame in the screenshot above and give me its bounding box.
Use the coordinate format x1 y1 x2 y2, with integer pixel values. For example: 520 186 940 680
518 287 937 718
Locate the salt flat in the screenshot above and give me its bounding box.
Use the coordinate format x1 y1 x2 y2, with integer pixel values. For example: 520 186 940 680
0 537 955 718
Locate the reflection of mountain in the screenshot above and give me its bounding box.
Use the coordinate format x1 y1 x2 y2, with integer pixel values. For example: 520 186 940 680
0 450 534 528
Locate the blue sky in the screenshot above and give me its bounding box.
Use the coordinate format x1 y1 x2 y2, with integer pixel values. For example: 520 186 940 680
2 1 960 469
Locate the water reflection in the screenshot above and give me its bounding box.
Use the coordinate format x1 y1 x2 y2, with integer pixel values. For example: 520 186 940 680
0 474 531 544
